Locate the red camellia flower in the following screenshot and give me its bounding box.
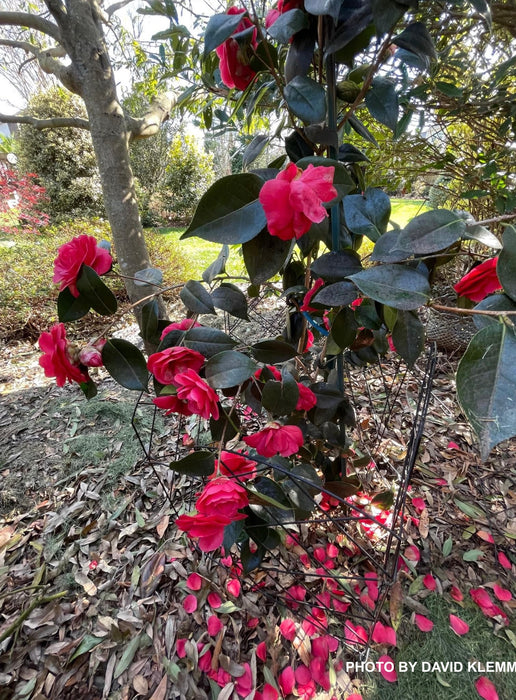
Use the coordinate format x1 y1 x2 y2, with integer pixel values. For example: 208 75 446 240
453 257 502 302
243 422 304 457
176 511 242 552
215 7 258 91
53 235 112 297
296 383 317 411
160 318 200 340
147 346 205 384
38 323 89 387
259 163 337 240
152 393 194 417
214 451 258 481
174 369 220 420
196 477 249 519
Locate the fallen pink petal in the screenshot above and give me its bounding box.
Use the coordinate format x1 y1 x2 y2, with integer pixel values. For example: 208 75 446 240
423 573 437 591
414 614 434 632
378 654 397 682
183 594 198 613
449 613 469 635
493 584 512 602
475 676 499 700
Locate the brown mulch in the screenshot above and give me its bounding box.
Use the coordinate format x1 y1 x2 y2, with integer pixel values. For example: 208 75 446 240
0 332 515 699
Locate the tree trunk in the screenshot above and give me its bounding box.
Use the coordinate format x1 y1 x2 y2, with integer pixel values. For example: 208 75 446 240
46 0 167 331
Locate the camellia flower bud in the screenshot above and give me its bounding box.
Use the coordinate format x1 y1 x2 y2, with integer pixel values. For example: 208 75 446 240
79 345 103 367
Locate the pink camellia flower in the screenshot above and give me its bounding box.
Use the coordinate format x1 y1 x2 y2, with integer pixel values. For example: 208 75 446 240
176 511 243 552
174 369 220 420
196 477 249 519
296 383 317 411
215 7 258 91
160 318 200 340
214 451 258 481
300 277 325 312
39 323 89 387
78 339 105 367
152 393 194 417
243 422 304 457
53 234 112 297
259 163 337 240
147 346 205 385
453 257 502 302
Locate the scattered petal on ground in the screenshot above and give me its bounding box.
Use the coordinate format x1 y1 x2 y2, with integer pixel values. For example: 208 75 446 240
449 613 469 636
414 614 434 632
475 676 499 700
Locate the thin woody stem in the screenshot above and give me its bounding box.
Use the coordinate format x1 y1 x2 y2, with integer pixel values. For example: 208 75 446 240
429 302 516 317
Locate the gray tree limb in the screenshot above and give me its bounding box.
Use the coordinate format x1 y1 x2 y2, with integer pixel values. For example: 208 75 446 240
0 113 90 130
0 11 62 43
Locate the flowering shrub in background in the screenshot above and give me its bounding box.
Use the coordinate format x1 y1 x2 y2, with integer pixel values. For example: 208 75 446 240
0 168 49 235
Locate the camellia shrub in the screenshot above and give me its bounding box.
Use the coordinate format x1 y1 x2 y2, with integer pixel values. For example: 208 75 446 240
37 6 516 692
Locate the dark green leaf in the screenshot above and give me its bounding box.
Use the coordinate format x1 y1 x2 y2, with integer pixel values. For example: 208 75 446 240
285 28 316 82
371 230 409 262
473 294 516 330
240 539 266 573
398 209 466 254
313 281 358 307
251 340 298 363
202 245 229 283
243 228 293 284
330 307 359 350
140 299 159 345
310 250 362 283
343 188 391 242
134 267 163 287
79 378 97 400
267 9 308 42
211 283 249 320
497 226 516 302
373 0 416 33
102 339 149 391
180 280 216 315
308 382 346 425
76 265 117 316
204 12 244 57
57 287 91 322
392 310 425 367
182 174 266 244
457 324 516 460
393 22 437 69
338 143 369 163
284 462 322 513
242 135 269 169
365 77 399 131
436 81 463 98
296 156 355 199
157 329 184 351
325 477 360 499
463 223 502 250
205 350 257 389
347 114 379 147
171 450 215 476
284 76 327 125
69 635 104 662
304 0 343 20
349 264 430 310
210 407 241 442
324 8 374 58
354 298 383 329
261 374 299 415
285 130 314 162
184 326 237 357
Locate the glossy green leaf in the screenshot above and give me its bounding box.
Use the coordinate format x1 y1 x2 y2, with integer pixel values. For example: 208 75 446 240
210 407 241 442
284 76 327 125
76 265 117 316
251 340 298 363
134 267 163 287
463 223 502 250
393 22 437 69
457 324 516 460
69 635 104 662
242 135 269 169
242 228 293 284
184 326 237 357
182 174 266 244
349 264 430 310
312 281 358 307
347 114 379 147
140 299 159 345
344 188 391 242
304 0 343 20
310 250 362 283
392 310 425 367
180 280 216 315
373 0 416 33
171 451 215 477
463 549 484 562
267 9 308 42
205 350 257 388
473 294 516 330
398 209 466 254
57 287 91 322
79 378 97 400
202 245 229 284
308 382 347 425
114 635 141 679
497 226 516 302
211 283 249 320
261 373 299 415
102 339 149 391
204 12 244 57
330 307 358 350
371 230 409 262
365 77 399 131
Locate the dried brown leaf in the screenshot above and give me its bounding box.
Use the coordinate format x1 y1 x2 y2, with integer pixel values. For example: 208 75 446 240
418 508 429 539
156 515 170 539
140 552 166 597
389 581 403 631
149 674 168 700
132 674 148 695
0 525 15 551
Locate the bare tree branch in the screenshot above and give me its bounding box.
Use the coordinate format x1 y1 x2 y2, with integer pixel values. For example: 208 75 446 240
0 11 62 43
126 92 177 141
0 112 90 130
